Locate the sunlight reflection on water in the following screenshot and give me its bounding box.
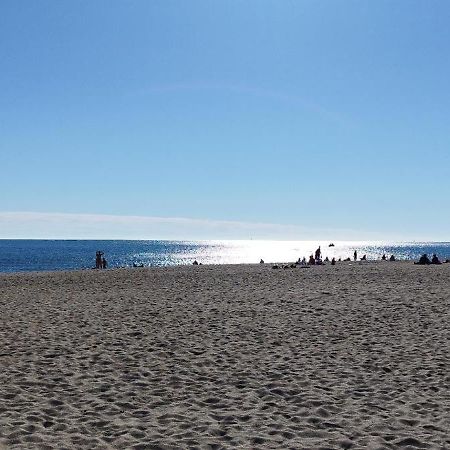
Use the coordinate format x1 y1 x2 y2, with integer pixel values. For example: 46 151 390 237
170 240 450 265
0 240 449 272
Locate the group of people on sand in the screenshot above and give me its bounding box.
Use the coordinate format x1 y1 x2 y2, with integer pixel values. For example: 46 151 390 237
305 246 364 266
95 251 107 269
415 253 446 265
296 246 337 266
275 246 403 268
293 247 446 267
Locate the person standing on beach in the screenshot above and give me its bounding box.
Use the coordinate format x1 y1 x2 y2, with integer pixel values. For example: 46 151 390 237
95 251 101 269
354 250 357 261
102 257 107 269
315 246 321 260
95 251 104 269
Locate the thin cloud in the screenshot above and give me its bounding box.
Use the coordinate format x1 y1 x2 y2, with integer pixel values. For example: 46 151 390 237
0 211 380 240
133 82 354 128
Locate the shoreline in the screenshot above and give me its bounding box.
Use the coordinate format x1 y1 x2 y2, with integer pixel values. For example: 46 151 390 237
0 258 448 277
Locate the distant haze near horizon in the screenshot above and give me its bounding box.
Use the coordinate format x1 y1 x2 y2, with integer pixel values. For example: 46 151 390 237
1 1 449 240
0 211 448 242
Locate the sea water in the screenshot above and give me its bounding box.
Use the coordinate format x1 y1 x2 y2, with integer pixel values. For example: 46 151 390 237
0 240 449 273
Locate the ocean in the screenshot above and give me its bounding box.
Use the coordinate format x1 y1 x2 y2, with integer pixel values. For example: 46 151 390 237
0 240 449 273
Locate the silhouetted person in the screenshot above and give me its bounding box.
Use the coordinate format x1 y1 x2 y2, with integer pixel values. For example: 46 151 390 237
324 256 329 262
381 254 387 260
193 260 199 265
102 257 107 269
260 259 264 264
95 251 103 269
331 257 336 265
361 254 367 261
315 246 321 260
415 254 431 265
354 250 357 261
308 255 315 265
431 254 441 265
297 257 307 265
389 255 396 261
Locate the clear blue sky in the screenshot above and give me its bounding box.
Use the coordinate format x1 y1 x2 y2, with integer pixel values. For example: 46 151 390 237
1 1 449 239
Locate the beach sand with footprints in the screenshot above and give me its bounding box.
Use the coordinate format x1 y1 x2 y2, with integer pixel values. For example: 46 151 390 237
1 262 449 449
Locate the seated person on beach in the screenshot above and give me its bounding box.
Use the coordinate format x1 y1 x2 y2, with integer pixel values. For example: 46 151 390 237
344 257 351 261
297 257 308 266
324 256 329 262
193 260 199 265
360 254 367 261
389 255 396 261
331 257 336 265
260 259 264 264
308 255 315 265
431 254 442 264
381 254 387 260
415 254 431 265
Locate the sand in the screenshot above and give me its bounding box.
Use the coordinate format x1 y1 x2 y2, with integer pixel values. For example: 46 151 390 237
0 262 449 449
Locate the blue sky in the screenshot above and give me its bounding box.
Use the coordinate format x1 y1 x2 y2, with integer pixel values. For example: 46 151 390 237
1 1 449 239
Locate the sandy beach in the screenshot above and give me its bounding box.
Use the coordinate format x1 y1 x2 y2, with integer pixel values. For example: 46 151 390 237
1 262 449 449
